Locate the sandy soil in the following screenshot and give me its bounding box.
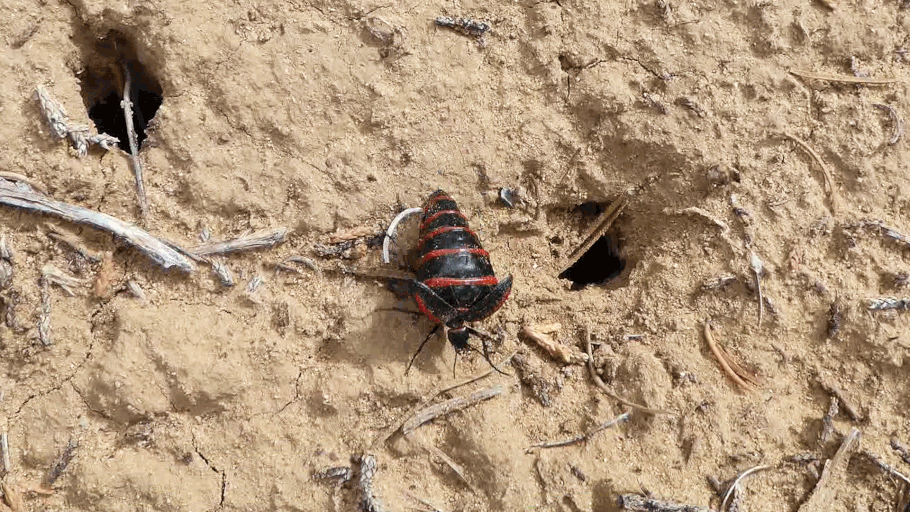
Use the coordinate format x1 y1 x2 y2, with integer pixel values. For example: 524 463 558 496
1 0 909 510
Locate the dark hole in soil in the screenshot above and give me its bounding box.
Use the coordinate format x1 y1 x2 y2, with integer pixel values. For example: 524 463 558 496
558 201 627 289
559 234 626 289
78 32 162 152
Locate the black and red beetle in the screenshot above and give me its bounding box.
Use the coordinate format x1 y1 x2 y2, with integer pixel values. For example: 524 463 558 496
394 190 512 372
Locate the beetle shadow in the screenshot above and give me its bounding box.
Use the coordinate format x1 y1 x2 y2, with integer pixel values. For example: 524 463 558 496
321 291 455 375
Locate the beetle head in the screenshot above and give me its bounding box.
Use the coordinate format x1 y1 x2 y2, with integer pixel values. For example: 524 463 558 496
446 325 470 351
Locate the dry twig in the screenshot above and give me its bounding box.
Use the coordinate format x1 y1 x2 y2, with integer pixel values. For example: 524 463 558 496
527 412 629 452
750 252 765 327
42 264 84 296
818 381 863 421
897 482 910 512
789 69 899 85
276 255 318 273
1 481 22 512
798 428 861 512
860 219 910 249
210 258 234 287
560 196 628 276
868 297 910 311
872 103 905 145
721 465 772 511
405 491 447 512
47 227 100 262
412 434 474 490
0 172 45 194
313 466 353 484
0 178 195 272
520 324 587 364
357 454 385 512
328 226 377 243
34 86 119 157
43 438 77 488
584 326 666 414
0 432 9 475
373 351 517 447
861 450 910 486
783 134 840 214
891 437 910 466
383 207 423 264
120 64 148 218
191 228 288 257
703 321 761 391
402 385 503 436
617 494 711 512
820 396 839 444
0 235 11 289
38 276 51 346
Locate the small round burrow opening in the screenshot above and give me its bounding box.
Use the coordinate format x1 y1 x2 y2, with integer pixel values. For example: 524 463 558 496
78 31 162 151
558 201 628 289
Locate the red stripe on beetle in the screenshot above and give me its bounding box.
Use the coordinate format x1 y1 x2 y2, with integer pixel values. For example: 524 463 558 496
424 193 452 208
424 276 498 288
416 248 489 268
414 294 444 324
420 210 466 231
414 225 477 252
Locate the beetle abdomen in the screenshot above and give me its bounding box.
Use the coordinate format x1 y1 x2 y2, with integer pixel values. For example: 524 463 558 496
414 190 498 309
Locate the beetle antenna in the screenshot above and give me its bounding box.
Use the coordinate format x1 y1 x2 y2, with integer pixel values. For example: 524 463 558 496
406 324 441 374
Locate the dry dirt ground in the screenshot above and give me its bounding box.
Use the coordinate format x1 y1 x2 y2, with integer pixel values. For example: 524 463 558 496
1 0 910 510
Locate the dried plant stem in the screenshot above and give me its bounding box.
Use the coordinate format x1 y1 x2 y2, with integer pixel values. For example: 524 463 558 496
121 63 148 218
411 433 474 490
357 454 385 512
0 432 10 474
191 228 289 257
617 494 712 512
750 252 764 327
561 196 627 275
0 178 195 272
861 450 910 486
872 103 904 145
405 491 447 512
703 321 760 391
0 172 46 194
820 396 839 444
43 438 77 487
720 465 772 511
789 69 899 85
34 86 119 157
383 207 423 264
891 437 910 466
527 412 629 452
402 385 503 436
784 133 840 214
373 351 516 447
798 428 861 512
818 380 863 421
38 276 51 346
585 326 667 415
47 227 101 262
521 325 587 364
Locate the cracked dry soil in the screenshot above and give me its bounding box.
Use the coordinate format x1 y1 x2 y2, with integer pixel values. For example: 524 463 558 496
1 0 910 511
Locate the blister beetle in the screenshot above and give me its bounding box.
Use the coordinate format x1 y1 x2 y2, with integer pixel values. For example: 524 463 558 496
395 190 512 372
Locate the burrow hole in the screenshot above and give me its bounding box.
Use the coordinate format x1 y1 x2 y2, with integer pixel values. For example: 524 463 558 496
78 31 162 151
558 201 628 289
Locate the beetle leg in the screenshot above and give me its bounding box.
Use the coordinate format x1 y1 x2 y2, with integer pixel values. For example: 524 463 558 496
406 323 441 374
465 326 511 376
